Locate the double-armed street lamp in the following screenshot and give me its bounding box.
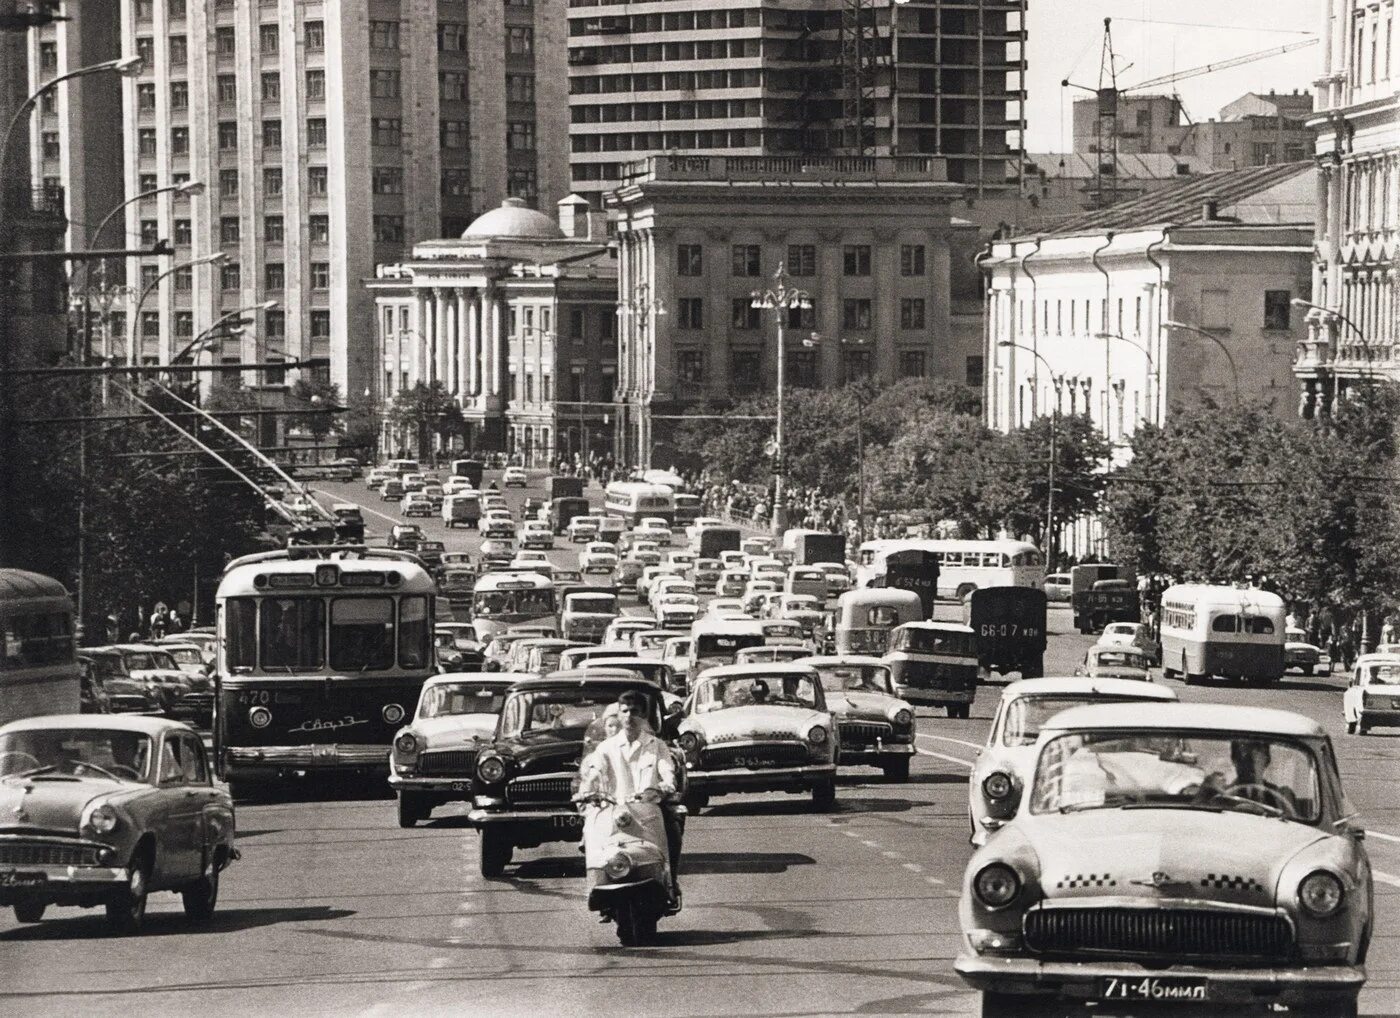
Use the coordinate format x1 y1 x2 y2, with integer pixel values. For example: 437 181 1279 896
750 263 814 535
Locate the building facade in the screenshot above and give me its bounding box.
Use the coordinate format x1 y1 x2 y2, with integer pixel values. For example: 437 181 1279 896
1294 0 1398 416
982 164 1316 555
28 0 568 402
367 197 618 464
566 0 1026 205
607 154 975 468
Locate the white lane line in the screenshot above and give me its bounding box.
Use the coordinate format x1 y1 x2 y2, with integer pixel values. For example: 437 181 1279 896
1374 870 1400 889
859 839 882 849
881 850 902 860
902 862 924 873
1366 829 1400 845
916 747 975 770
925 875 946 886
916 733 984 751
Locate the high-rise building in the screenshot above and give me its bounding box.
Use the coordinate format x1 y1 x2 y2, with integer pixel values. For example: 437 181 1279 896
30 0 569 403
566 0 1026 205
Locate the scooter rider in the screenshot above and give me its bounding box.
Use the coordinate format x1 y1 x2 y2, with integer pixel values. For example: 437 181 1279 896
578 690 683 906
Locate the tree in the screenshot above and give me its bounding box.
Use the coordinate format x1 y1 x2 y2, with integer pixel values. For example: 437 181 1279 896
290 377 343 443
387 382 466 460
988 413 1111 551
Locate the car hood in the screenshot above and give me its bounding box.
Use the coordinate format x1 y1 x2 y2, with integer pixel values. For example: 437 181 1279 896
411 714 497 748
0 774 144 833
825 689 910 721
1013 809 1327 907
130 667 188 685
686 704 830 742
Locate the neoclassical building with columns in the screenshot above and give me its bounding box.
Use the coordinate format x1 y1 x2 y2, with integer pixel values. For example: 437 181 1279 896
366 196 617 461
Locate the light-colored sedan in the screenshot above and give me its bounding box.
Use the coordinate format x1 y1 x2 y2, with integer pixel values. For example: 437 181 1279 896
632 522 672 548
956 703 1372 1018
579 542 619 576
1076 643 1155 681
480 516 515 540
400 493 434 517
518 521 554 550
1343 652 1400 734
1098 621 1161 665
967 677 1178 846
502 466 528 488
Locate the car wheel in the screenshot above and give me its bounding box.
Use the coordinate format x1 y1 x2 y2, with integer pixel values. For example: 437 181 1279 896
1358 720 1370 736
811 781 836 811
479 828 512 878
397 792 426 828
12 901 45 923
181 861 220 921
1346 720 1357 734
105 852 150 934
882 756 910 782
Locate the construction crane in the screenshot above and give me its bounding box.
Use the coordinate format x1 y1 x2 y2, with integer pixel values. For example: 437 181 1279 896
1062 18 1319 208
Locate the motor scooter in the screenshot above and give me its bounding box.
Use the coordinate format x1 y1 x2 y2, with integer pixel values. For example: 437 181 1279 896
576 791 681 945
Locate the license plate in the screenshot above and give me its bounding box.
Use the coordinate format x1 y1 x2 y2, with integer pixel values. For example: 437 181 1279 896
736 758 776 769
451 781 466 792
0 870 47 888
553 815 583 828
1095 976 1207 1002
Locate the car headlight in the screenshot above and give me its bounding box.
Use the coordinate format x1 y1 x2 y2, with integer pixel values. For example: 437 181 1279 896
982 771 1014 801
382 703 405 725
603 852 631 880
1298 870 1344 918
476 756 506 784
973 863 1021 909
807 725 828 745
892 708 913 727
394 732 418 756
84 803 119 835
678 732 701 754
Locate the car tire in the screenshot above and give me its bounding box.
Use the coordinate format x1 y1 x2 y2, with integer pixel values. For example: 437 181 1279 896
1357 720 1370 736
1346 720 1357 734
105 852 150 934
181 862 220 921
882 757 910 782
13 901 45 923
811 781 837 811
397 792 427 828
479 829 512 878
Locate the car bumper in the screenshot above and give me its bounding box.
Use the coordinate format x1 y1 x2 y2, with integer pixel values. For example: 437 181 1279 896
226 743 388 776
839 741 915 761
467 806 584 839
953 954 1365 1006
896 685 975 706
0 863 131 905
688 762 836 794
389 774 474 794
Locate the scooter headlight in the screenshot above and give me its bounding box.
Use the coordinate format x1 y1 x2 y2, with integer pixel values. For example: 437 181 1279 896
603 852 631 880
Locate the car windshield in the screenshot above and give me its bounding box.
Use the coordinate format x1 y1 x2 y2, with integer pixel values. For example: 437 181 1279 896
121 651 167 670
1001 695 1151 747
569 596 617 614
167 648 203 665
1029 730 1322 823
695 673 818 712
635 632 669 651
892 627 976 655
814 664 894 694
1362 663 1400 684
1092 650 1152 669
498 688 653 738
420 682 507 719
0 728 153 781
84 655 128 679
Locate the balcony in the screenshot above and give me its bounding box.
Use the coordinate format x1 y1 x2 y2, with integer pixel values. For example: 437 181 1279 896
620 153 948 184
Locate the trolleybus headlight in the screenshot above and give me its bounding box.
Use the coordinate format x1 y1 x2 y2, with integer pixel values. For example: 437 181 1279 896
248 706 272 729
973 863 1021 909
476 756 506 784
394 733 418 756
982 771 1014 801
382 703 405 725
1298 870 1344 918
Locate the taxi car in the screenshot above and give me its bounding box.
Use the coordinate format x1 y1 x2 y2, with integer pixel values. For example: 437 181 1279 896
1099 621 1161 665
654 593 700 630
633 520 672 547
467 674 680 877
717 570 748 599
568 514 602 543
518 521 554 550
955 703 1372 1018
967 677 1178 846
401 472 427 493
1076 643 1155 681
481 516 516 540
1286 626 1327 675
1343 652 1400 734
389 673 519 827
0 715 237 932
677 663 838 813
560 589 620 644
630 542 662 568
579 542 618 576
78 651 163 715
797 655 916 781
502 466 528 487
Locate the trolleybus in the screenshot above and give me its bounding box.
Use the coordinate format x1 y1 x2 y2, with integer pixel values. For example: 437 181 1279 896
0 569 79 725
1158 584 1286 686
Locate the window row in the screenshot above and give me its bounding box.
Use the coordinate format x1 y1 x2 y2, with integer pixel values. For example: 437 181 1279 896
672 297 928 332
569 7 759 36
138 308 331 339
572 38 761 66
671 347 923 390
571 97 761 125
675 244 926 278
571 69 763 95
163 214 332 246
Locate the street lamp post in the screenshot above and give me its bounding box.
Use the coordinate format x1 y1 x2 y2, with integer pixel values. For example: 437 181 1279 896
130 252 228 365
1163 320 1241 400
1093 330 1159 425
999 340 1065 567
750 263 813 535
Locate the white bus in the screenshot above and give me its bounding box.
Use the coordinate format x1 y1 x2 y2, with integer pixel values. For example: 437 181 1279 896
855 539 1044 599
469 571 557 643
1159 585 1286 686
604 481 676 527
0 569 79 725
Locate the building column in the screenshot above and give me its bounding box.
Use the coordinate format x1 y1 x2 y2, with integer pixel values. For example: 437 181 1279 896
455 288 470 397
466 290 480 396
414 289 431 385
433 288 450 386
482 288 500 397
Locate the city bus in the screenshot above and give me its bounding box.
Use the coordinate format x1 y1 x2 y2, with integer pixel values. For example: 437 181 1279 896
603 481 676 527
672 492 702 529
1158 584 1286 686
0 569 79 725
855 538 1043 600
469 571 557 643
213 546 437 798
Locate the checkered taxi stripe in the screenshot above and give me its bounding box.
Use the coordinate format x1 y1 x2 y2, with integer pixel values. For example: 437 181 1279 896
1201 873 1262 892
1056 873 1118 889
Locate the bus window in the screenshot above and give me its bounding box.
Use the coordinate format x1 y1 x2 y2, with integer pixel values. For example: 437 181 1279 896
1245 616 1275 635
1211 614 1238 633
943 552 963 567
260 598 324 669
868 606 898 626
995 553 1011 568
398 596 431 669
1 611 73 668
330 597 395 671
225 598 257 669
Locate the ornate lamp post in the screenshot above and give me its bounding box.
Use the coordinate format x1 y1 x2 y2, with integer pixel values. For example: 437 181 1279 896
750 262 813 535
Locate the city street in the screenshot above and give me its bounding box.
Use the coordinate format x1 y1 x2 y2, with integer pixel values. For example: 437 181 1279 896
2 474 1398 1017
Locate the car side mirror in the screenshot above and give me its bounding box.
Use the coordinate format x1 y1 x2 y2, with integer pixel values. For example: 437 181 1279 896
1334 813 1366 840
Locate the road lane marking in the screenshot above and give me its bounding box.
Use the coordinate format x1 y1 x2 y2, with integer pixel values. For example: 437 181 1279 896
916 747 975 770
902 862 923 873
916 733 984 751
925 875 946 886
881 850 902 860
1366 829 1400 845
1374 870 1400 889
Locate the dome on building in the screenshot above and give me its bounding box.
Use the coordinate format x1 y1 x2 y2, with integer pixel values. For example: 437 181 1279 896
461 197 564 240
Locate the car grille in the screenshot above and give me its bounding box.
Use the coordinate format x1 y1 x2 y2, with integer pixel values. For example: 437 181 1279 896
506 776 574 805
701 742 809 770
108 695 153 712
840 721 893 745
0 842 100 866
1023 907 1293 962
417 750 477 777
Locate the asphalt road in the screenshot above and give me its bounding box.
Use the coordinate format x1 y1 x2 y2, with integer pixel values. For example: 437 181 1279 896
4 471 1398 1017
